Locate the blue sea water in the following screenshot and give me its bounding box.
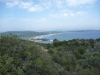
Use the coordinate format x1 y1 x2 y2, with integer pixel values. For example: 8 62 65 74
40 30 100 43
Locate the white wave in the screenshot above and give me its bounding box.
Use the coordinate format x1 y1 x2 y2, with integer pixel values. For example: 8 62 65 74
33 32 62 39
50 40 53 41
41 33 62 38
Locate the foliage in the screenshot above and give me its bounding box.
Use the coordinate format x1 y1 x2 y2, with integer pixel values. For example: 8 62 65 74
0 34 100 75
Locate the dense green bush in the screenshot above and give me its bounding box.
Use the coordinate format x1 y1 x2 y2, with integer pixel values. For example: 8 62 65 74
0 35 100 75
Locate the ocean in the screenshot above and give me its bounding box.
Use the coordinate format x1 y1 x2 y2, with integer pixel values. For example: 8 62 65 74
39 30 100 43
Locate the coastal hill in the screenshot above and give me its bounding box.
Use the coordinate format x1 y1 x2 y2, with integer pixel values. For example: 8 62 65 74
0 31 61 42
0 31 60 37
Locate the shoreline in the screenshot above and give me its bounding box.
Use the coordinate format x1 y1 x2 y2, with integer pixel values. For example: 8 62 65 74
23 33 61 42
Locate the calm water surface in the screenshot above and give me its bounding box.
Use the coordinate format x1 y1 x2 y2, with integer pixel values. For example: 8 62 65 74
40 31 100 43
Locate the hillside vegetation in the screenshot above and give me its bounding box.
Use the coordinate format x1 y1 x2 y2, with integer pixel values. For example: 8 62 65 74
0 34 100 75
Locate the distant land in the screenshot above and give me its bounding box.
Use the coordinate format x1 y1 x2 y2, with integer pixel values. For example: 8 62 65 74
0 31 61 37
0 30 100 36
67 30 100 32
0 31 61 42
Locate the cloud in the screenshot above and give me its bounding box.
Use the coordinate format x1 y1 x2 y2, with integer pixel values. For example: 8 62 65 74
51 0 64 8
28 5 43 12
39 0 98 8
75 11 88 16
50 13 73 18
1 0 98 12
5 0 32 8
6 1 19 7
0 17 47 23
39 0 52 9
20 18 47 23
39 0 63 8
6 2 14 7
0 0 39 12
19 1 33 9
50 10 87 18
65 0 97 7
4 0 43 12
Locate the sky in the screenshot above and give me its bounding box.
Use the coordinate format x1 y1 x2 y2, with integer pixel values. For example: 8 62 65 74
0 0 100 32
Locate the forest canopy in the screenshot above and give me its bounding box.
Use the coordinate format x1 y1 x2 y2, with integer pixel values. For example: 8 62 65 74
0 34 100 75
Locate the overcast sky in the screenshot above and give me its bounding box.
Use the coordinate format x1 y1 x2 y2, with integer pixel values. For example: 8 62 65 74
0 0 100 32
